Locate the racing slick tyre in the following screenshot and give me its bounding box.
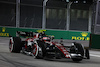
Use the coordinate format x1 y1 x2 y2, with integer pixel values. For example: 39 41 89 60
9 37 22 53
74 42 84 56
71 42 84 62
32 44 43 59
85 49 90 59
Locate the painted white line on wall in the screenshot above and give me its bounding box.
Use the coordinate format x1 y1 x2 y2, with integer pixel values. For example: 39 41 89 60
90 54 100 58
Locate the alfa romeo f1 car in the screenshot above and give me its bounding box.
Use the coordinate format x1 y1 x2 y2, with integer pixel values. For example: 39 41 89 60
9 31 90 62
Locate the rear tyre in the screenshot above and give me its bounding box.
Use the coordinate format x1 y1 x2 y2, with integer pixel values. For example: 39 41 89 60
9 37 22 53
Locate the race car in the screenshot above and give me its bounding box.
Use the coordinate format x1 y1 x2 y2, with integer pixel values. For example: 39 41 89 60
9 31 90 62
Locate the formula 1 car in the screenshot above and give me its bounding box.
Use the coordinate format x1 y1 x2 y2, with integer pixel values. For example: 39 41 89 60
9 31 90 62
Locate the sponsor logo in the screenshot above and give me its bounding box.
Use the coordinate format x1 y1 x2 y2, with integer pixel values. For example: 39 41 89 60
2 27 6 32
81 32 88 37
37 30 46 33
72 32 90 40
0 27 9 37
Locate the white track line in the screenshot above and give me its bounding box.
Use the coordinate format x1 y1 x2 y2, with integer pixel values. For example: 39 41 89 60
90 54 100 58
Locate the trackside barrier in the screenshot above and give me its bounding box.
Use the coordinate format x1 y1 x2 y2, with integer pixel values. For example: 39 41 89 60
0 27 90 40
0 27 91 48
90 34 100 49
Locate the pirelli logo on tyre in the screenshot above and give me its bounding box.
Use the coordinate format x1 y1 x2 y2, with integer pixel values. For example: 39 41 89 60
72 32 90 41
0 27 9 37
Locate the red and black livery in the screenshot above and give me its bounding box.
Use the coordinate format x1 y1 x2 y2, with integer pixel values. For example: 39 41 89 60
9 31 90 62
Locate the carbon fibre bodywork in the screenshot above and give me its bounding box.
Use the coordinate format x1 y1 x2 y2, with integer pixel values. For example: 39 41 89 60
9 31 90 62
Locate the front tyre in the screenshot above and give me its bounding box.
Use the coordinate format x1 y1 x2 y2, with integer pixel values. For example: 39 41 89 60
85 49 90 59
32 44 43 59
71 42 84 62
9 37 22 53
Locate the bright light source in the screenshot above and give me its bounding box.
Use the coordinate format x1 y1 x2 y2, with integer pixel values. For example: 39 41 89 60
66 0 69 2
83 1 86 3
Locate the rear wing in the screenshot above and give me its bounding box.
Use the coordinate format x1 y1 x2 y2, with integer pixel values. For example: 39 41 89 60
16 31 37 37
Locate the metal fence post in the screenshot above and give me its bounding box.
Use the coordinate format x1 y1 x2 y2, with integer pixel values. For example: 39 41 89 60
66 2 72 30
88 5 92 32
16 0 20 28
94 0 99 34
42 0 48 29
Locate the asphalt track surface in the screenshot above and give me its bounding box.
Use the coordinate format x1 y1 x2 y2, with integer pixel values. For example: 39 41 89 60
0 37 100 67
